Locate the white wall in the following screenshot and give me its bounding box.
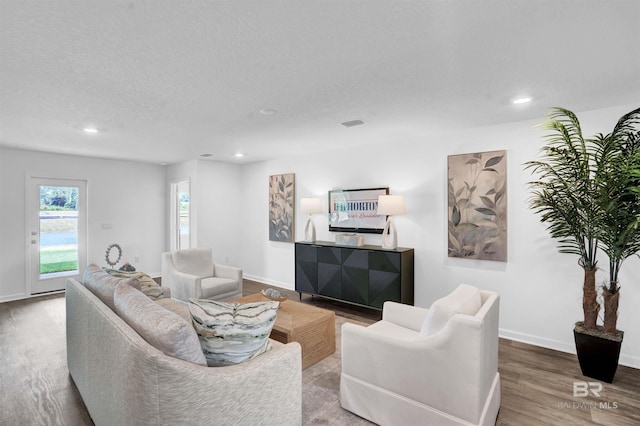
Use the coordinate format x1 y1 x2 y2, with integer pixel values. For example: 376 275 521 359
166 159 243 267
237 104 640 368
0 148 166 302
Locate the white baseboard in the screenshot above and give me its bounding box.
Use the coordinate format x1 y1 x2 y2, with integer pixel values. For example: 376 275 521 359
243 274 294 291
621 354 640 369
0 290 65 303
500 328 576 354
0 293 28 303
500 328 639 369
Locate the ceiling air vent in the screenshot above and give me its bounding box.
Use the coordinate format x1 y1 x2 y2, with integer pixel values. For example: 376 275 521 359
340 119 365 128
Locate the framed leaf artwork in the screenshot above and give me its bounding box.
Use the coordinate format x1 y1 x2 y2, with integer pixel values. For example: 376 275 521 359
447 150 507 261
269 173 295 242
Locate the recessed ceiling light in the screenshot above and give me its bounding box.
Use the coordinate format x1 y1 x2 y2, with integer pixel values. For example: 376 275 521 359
259 109 276 115
234 153 245 158
83 127 98 133
512 97 532 105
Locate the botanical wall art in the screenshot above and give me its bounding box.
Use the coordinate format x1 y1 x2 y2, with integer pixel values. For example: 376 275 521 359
269 173 295 242
447 150 507 261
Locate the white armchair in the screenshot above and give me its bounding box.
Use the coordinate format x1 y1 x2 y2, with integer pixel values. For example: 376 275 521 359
161 248 243 302
340 284 500 426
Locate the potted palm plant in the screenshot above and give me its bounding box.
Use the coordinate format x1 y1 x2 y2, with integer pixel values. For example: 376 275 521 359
593 109 640 334
574 108 639 382
526 106 640 383
525 108 601 331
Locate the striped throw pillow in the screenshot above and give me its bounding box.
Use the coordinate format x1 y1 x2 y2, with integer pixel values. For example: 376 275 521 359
188 298 279 367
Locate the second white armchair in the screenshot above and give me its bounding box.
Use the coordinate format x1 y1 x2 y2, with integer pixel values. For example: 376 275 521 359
340 284 500 426
161 248 242 302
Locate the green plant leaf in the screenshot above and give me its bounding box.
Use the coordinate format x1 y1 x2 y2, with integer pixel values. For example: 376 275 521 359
475 207 496 216
485 155 504 168
452 205 461 226
475 219 498 228
480 196 495 209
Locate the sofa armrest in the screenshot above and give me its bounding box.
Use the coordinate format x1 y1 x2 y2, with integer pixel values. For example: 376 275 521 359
156 341 302 425
382 301 428 332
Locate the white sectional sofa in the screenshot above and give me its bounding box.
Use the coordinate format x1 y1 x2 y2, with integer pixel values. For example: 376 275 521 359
66 276 302 425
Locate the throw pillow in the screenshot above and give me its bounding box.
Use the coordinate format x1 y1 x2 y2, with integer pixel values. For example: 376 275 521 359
188 298 279 367
83 263 140 311
156 297 192 323
420 284 482 337
104 268 167 300
114 283 207 366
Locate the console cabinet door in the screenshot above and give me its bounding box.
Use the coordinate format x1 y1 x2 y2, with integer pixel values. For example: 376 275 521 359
317 246 342 299
368 251 402 309
341 248 369 306
295 243 318 294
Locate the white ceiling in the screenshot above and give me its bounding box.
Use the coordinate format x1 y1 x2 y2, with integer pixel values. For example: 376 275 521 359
1 1 639 165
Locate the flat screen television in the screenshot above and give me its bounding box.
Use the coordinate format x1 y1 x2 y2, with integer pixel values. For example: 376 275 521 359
328 187 389 234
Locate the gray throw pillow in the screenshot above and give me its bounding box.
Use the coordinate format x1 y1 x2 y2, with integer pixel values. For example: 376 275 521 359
188 298 279 367
114 283 207 366
83 263 140 311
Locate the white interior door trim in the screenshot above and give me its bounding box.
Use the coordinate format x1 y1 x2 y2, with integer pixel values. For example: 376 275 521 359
26 175 87 295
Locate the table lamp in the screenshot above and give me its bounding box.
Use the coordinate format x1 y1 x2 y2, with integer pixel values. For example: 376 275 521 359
301 197 323 242
377 195 406 250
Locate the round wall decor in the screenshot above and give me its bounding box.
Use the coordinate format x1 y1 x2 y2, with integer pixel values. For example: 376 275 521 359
105 243 122 267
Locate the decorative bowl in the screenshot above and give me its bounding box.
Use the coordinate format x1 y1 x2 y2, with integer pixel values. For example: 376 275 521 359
261 289 287 302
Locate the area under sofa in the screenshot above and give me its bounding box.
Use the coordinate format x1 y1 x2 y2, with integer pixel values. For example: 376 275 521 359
65 277 302 425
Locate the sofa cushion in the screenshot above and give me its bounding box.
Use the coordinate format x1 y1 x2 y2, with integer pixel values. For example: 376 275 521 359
114 283 207 366
83 263 140 311
420 284 482 337
188 298 279 367
172 248 214 277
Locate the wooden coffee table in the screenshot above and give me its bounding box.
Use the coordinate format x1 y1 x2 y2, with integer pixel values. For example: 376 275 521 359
232 293 336 369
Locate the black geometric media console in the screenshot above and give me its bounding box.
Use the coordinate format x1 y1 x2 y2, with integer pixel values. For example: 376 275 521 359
295 241 414 310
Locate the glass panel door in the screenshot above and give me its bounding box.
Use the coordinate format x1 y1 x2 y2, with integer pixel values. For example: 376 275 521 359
178 180 190 250
170 179 190 251
29 177 87 294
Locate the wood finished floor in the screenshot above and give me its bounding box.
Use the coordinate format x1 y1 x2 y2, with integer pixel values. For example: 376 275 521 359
1 280 639 426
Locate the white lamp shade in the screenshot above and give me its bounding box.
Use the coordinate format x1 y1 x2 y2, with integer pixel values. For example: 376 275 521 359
300 197 323 215
377 195 406 216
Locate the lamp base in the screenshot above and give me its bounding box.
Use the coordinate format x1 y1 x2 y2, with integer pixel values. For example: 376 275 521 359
381 217 398 250
304 216 316 242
